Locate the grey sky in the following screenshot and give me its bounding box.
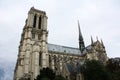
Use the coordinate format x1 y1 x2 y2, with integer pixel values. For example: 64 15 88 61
0 0 120 63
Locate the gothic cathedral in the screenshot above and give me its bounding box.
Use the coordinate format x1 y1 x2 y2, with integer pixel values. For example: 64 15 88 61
14 7 108 80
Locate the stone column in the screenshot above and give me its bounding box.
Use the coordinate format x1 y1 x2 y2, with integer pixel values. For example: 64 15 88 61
27 13 34 27
27 28 32 38
41 31 48 68
24 50 30 73
32 44 40 79
51 57 55 70
60 60 62 73
36 15 39 29
42 16 47 30
34 51 39 79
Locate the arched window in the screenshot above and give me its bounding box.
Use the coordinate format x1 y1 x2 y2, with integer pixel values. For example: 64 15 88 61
33 14 37 28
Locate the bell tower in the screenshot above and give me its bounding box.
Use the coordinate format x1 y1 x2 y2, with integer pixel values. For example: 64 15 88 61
14 7 49 80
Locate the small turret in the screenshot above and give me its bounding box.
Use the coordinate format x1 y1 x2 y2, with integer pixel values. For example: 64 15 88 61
91 36 94 45
101 39 105 48
96 36 99 41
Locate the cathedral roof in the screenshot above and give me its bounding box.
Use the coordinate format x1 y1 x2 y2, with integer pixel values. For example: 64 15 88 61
84 40 103 53
86 45 92 51
48 43 81 54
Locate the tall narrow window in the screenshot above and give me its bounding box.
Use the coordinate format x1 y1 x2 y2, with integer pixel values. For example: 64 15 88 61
38 16 41 29
33 15 37 28
38 34 41 40
32 33 35 39
39 53 42 66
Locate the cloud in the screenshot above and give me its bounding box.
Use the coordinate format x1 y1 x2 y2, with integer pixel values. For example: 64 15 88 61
0 0 120 61
0 0 120 79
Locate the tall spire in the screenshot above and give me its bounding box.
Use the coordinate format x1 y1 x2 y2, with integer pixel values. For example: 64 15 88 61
78 20 82 39
96 36 99 41
78 20 85 53
101 39 105 48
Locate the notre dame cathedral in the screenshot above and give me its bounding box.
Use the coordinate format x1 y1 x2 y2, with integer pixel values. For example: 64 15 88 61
14 7 108 80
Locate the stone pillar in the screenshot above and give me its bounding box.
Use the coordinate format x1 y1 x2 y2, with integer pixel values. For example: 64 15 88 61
15 61 23 80
41 30 48 68
32 44 40 79
33 51 40 79
41 49 47 68
27 28 32 38
51 57 55 70
36 15 39 29
24 50 30 73
42 15 47 30
27 13 34 27
60 60 62 73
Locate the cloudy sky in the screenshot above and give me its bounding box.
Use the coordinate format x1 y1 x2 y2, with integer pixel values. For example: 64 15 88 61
0 0 120 64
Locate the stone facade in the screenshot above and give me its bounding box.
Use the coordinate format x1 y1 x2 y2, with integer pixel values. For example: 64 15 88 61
14 7 108 80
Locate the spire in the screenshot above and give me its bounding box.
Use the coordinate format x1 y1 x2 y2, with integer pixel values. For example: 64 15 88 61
96 36 99 41
91 36 94 44
101 39 103 44
78 20 85 53
78 20 82 39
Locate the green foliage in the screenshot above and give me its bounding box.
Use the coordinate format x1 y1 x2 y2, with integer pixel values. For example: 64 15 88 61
82 58 120 80
35 67 55 80
106 58 120 80
54 75 66 80
40 77 50 80
82 60 110 80
35 67 66 80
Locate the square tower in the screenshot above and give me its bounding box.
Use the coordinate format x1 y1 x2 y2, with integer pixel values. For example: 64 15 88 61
14 7 49 80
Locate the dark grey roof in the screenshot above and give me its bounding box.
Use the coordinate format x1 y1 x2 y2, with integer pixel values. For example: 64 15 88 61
48 43 81 54
85 45 92 52
65 62 83 74
85 41 100 52
86 45 92 50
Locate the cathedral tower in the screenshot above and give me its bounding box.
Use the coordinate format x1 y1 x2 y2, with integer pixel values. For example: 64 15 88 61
14 7 48 80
